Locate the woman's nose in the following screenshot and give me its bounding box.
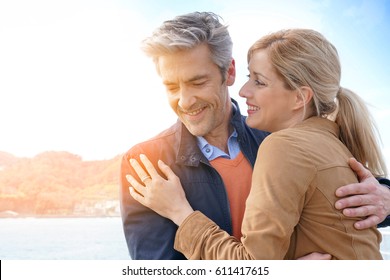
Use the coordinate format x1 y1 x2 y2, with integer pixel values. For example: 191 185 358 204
239 82 250 98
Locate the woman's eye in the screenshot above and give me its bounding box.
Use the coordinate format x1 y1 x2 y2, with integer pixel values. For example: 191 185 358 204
255 80 265 86
247 74 265 86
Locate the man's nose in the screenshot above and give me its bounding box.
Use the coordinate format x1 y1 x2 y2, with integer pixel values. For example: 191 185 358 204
178 88 196 110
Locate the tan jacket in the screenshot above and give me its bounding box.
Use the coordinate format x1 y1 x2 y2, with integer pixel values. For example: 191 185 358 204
174 117 382 259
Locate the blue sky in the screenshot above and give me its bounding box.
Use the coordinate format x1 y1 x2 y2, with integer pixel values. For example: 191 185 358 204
0 0 389 170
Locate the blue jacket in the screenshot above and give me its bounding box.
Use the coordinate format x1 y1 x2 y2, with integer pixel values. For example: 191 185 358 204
378 178 390 228
119 99 269 259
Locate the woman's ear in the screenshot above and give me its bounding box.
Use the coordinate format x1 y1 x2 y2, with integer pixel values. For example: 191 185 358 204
293 86 314 110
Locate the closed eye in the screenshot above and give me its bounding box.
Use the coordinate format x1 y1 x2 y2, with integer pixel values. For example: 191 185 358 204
192 81 207 87
164 85 179 93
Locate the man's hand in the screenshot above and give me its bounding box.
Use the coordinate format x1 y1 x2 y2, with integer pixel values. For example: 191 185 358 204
335 158 390 229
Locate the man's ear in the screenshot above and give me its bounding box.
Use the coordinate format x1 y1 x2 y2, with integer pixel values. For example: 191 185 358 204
293 86 313 110
226 58 236 86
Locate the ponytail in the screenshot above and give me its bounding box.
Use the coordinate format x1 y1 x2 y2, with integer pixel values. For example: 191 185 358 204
336 87 387 177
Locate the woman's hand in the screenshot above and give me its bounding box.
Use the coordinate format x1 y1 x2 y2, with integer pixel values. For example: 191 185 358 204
126 154 194 226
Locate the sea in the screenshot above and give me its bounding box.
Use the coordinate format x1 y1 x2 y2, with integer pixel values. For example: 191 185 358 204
0 217 130 260
0 217 389 260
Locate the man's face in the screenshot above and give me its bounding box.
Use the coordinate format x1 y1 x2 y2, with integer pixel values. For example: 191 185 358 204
157 44 235 138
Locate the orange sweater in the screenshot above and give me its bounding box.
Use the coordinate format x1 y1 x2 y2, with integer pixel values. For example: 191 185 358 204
210 151 252 239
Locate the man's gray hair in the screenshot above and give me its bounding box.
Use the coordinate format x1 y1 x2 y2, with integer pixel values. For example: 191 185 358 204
141 12 233 79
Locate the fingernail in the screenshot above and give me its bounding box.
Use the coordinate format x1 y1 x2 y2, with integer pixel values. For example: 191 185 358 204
355 223 362 230
126 175 132 182
140 154 146 160
335 190 343 197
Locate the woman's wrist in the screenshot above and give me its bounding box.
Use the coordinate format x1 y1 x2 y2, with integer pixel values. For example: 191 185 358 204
172 206 194 226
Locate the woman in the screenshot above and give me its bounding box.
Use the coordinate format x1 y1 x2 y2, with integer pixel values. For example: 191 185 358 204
127 29 387 259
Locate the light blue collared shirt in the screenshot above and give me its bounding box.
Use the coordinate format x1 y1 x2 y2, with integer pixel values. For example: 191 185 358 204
196 129 240 161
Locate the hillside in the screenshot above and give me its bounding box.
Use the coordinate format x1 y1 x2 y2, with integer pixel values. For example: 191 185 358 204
0 151 18 168
0 151 123 217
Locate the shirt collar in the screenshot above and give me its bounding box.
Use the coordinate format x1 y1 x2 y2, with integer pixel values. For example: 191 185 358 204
196 129 239 161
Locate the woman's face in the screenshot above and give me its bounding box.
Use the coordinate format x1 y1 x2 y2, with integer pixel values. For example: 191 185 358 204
239 50 300 132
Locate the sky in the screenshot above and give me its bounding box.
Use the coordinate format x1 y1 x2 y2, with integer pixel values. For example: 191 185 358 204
0 0 389 170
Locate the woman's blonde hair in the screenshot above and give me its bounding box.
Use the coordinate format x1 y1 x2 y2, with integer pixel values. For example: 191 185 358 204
248 29 387 177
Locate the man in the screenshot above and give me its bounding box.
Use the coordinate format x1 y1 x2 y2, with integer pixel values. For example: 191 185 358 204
120 12 390 260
